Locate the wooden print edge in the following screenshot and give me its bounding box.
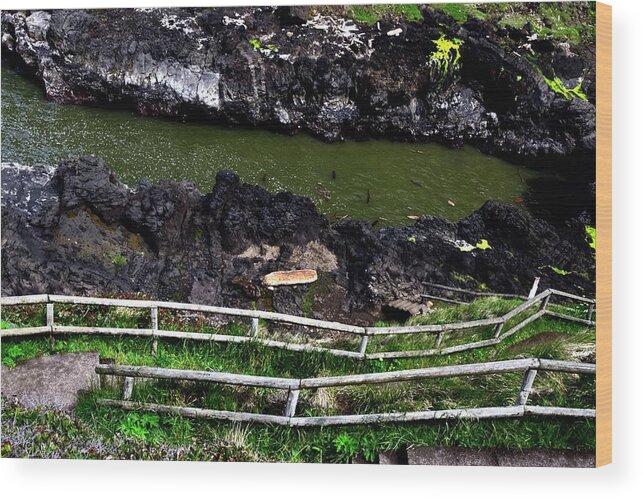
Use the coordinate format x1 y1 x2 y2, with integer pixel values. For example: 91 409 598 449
596 1 612 467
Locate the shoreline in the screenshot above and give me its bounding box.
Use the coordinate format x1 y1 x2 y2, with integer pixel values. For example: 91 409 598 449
1 7 596 162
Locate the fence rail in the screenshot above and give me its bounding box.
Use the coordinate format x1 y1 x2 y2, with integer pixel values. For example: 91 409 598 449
94 357 596 427
422 282 529 300
0 289 596 361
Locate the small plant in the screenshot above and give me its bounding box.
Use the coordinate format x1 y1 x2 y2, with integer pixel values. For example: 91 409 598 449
2 343 26 368
224 423 251 449
110 253 127 268
334 432 359 463
1 319 13 329
475 239 492 250
585 225 596 250
361 432 381 463
119 412 160 441
549 265 572 276
543 74 588 102
249 38 278 53
407 236 417 244
429 34 463 79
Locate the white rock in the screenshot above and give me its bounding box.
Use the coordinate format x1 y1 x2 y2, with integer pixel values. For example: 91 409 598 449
26 11 51 42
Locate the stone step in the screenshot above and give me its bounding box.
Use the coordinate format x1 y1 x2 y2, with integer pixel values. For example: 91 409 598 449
1 352 100 411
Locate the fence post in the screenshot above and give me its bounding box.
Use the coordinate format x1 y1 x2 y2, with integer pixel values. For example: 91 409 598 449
358 335 369 357
122 377 134 401
586 303 595 322
46 302 54 347
250 318 260 338
284 389 300 418
515 369 538 405
151 306 159 355
528 277 541 299
435 331 446 348
493 321 504 338
539 292 551 311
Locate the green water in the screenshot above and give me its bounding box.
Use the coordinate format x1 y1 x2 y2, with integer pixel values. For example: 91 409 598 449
1 64 539 225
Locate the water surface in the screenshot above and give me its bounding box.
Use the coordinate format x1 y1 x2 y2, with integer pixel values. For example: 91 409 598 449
1 64 541 225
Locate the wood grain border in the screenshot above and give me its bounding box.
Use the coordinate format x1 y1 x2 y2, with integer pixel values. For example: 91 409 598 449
596 1 612 467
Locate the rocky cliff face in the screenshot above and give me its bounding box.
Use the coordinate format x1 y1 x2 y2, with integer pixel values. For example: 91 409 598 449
1 158 596 323
1 6 595 162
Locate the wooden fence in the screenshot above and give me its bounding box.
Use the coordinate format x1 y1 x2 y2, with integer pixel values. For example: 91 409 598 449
0 289 595 360
421 281 530 305
94 357 596 426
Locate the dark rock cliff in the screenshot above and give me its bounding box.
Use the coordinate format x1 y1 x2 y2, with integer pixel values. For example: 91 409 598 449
1 6 595 163
1 157 596 323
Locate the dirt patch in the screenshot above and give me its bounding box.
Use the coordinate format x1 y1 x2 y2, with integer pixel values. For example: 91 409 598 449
287 241 338 272
1 352 100 411
239 244 280 260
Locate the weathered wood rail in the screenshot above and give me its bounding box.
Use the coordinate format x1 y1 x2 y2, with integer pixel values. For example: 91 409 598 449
0 289 595 360
94 357 596 426
421 280 595 311
422 282 530 301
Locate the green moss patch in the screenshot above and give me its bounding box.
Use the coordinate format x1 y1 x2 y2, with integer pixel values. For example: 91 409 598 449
249 38 278 53
429 34 464 79
433 3 487 23
543 74 588 102
549 265 572 276
475 239 492 250
585 225 596 250
348 4 423 25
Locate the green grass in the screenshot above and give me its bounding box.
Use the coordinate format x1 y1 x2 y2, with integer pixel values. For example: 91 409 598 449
2 393 594 462
347 4 423 25
1 296 596 461
432 2 595 46
433 3 487 23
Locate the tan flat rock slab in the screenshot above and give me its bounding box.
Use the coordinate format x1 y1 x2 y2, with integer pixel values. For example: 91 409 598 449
262 269 318 287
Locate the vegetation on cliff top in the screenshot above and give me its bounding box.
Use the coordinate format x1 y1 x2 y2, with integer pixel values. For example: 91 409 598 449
314 3 595 46
346 4 424 25
433 2 596 45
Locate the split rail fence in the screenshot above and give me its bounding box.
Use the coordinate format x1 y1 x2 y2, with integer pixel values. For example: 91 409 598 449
95 357 596 426
0 288 595 361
